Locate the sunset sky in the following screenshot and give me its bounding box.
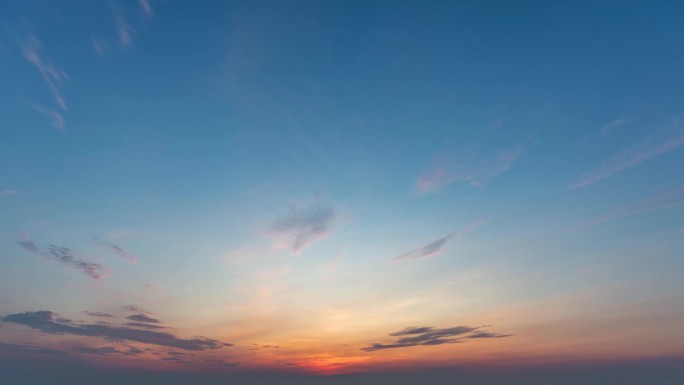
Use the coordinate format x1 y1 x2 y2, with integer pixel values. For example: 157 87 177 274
1 1 684 384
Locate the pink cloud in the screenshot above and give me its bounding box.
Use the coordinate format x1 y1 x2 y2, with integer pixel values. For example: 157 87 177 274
25 101 65 132
20 37 68 110
416 147 523 194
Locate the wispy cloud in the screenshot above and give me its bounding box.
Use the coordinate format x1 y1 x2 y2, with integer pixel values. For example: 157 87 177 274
393 219 489 261
206 359 240 367
75 346 143 356
126 314 161 324
93 1 155 55
3 311 229 351
19 37 68 110
271 202 337 254
361 325 510 352
138 0 154 16
25 100 65 132
0 342 68 356
90 36 107 56
93 237 138 264
600 117 632 138
416 146 523 194
83 311 114 318
576 186 684 229
113 6 136 47
161 356 192 364
143 283 160 295
16 240 106 279
572 119 684 189
124 305 153 314
1 188 18 196
252 344 281 349
394 235 452 262
126 322 167 330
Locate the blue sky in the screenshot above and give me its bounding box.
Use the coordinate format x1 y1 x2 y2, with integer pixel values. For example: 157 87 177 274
1 1 684 383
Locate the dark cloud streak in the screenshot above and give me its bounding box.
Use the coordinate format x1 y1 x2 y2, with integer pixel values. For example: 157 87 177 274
16 241 106 279
126 314 161 324
75 346 143 356
83 311 114 318
362 325 510 351
393 220 489 261
2 311 229 351
126 322 167 330
0 342 67 356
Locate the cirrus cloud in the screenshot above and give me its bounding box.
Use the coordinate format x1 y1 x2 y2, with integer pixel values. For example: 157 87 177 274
416 146 523 194
271 202 337 254
572 119 684 189
575 186 684 229
16 240 106 279
393 219 489 261
93 237 138 264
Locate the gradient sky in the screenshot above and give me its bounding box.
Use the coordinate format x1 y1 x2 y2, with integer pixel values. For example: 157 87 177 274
1 1 684 384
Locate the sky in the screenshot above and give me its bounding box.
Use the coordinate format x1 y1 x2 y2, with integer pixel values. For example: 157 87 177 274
1 1 684 384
